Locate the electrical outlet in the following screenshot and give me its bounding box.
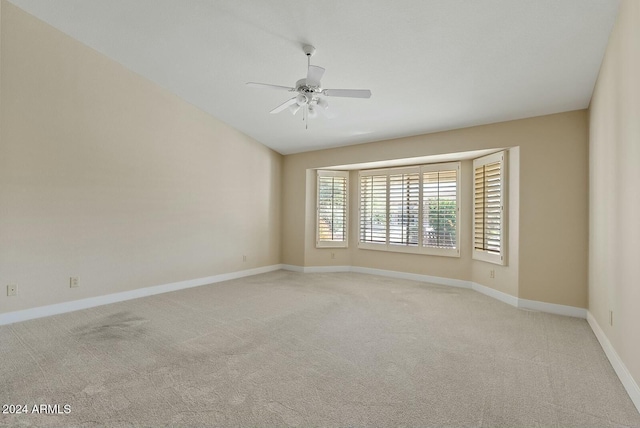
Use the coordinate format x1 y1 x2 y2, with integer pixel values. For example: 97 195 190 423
7 284 17 297
70 277 79 288
489 269 495 279
242 255 247 262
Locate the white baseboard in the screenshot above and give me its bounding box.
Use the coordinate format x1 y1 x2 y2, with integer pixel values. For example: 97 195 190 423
519 298 587 318
281 264 304 273
0 264 283 326
304 265 351 273
282 264 352 274
587 311 640 414
471 282 519 307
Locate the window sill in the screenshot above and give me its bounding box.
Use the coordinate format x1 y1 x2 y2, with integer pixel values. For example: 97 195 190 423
472 250 506 265
358 242 460 258
316 241 348 249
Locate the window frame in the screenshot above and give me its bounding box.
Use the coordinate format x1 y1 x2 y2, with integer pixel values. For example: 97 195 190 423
358 162 461 257
316 170 349 248
472 151 507 265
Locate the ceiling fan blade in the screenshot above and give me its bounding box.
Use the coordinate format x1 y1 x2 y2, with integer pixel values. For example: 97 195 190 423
322 89 372 98
306 65 325 85
269 97 298 114
246 82 294 91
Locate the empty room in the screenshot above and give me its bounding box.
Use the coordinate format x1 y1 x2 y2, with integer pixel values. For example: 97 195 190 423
1 0 639 426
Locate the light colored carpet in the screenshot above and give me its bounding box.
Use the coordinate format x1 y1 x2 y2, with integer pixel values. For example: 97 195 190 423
1 271 638 427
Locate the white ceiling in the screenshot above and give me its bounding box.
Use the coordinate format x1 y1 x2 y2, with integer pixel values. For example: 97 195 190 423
8 0 619 155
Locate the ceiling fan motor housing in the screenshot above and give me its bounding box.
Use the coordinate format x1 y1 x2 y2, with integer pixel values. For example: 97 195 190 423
295 78 320 101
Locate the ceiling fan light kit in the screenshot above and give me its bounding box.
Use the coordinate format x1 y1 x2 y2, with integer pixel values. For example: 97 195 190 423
289 103 301 115
246 45 372 128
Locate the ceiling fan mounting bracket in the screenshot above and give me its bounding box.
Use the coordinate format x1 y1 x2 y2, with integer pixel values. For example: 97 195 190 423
303 45 316 57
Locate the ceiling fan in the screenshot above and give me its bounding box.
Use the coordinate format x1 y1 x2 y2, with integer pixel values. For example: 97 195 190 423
246 45 372 125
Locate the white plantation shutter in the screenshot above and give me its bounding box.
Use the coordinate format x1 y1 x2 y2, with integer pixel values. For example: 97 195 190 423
388 173 420 246
359 163 460 256
422 168 458 249
360 174 387 244
473 152 506 264
317 171 348 248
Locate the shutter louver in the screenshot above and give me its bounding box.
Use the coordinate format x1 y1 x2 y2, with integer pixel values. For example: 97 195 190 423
474 159 502 255
317 173 348 245
388 173 420 246
360 175 387 243
423 169 457 249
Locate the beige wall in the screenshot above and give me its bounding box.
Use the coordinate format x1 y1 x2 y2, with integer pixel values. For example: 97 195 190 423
0 2 282 313
283 110 588 308
589 0 640 393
